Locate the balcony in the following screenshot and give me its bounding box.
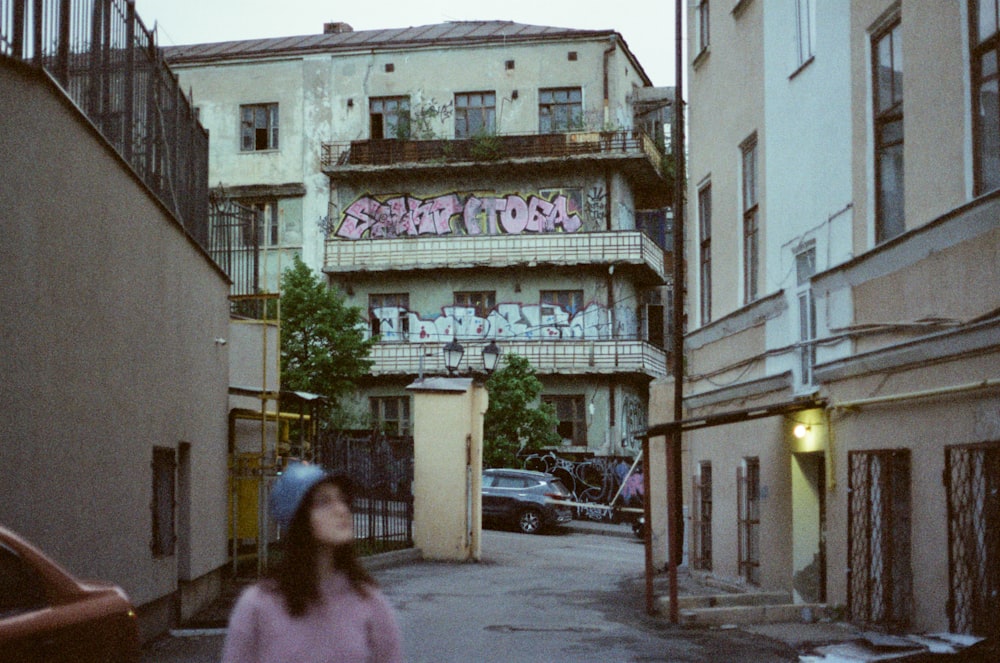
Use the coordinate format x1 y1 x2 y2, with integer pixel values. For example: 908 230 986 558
369 339 668 379
321 130 671 208
325 231 667 284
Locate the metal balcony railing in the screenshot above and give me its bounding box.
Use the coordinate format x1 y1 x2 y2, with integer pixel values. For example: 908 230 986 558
369 339 669 379
2 0 209 248
321 129 664 173
324 230 668 283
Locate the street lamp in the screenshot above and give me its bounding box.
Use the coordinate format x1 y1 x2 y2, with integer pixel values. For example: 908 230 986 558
442 339 464 375
482 340 502 375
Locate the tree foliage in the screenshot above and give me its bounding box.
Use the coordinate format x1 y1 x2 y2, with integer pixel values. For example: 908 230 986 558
483 353 560 468
280 255 373 421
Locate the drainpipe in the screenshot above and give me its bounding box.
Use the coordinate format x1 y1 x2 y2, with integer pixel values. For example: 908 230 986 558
603 36 616 126
831 378 1000 410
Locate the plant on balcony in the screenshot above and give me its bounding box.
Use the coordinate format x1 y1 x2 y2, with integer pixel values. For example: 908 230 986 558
280 255 374 427
470 130 503 161
483 354 560 468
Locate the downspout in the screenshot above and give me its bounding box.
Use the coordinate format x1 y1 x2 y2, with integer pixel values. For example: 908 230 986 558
603 36 617 127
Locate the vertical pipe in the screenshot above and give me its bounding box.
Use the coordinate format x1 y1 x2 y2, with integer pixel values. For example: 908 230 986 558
666 0 687 624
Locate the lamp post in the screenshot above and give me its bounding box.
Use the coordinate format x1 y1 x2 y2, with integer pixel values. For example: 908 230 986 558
443 339 465 375
442 339 502 376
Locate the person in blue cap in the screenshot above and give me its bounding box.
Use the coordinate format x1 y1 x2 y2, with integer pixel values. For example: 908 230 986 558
221 462 404 663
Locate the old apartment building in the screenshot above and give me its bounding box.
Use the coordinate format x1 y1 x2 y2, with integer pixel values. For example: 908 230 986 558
164 21 675 455
651 0 999 638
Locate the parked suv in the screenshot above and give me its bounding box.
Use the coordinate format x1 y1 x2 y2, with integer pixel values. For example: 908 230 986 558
0 525 141 662
482 468 573 534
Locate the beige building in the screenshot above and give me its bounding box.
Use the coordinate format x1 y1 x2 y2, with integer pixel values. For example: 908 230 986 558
164 21 675 457
0 6 232 640
651 0 1000 637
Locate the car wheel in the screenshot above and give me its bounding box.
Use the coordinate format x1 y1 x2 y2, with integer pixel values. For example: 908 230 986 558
517 508 542 534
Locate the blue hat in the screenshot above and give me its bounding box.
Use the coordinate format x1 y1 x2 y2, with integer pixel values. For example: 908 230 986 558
269 462 328 529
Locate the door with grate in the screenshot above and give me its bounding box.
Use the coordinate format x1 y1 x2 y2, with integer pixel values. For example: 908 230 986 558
737 459 760 585
945 442 1000 639
847 449 912 631
691 462 713 570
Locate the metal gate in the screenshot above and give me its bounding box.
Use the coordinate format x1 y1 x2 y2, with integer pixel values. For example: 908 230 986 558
318 430 414 554
847 449 912 631
945 441 1000 638
737 459 760 585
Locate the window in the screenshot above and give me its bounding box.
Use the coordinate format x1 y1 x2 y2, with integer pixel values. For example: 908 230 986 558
244 201 279 247
543 395 586 446
370 396 411 436
692 462 713 571
540 290 584 315
697 0 710 53
240 103 279 151
455 92 496 138
796 0 814 65
369 293 410 340
370 96 410 140
797 246 817 386
738 457 761 585
741 136 760 303
698 184 712 323
972 0 1000 193
151 447 176 557
454 291 496 319
873 19 904 243
539 87 582 133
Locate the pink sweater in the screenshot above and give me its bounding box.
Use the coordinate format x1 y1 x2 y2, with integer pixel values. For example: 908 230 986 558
220 574 404 663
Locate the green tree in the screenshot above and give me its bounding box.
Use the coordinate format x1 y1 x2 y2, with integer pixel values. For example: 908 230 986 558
280 255 373 423
483 353 560 468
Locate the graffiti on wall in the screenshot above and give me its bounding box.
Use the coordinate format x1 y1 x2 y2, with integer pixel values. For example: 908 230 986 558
621 393 645 452
336 190 585 240
369 300 641 343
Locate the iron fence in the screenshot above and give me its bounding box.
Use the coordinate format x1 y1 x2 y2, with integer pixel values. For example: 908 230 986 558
318 430 414 554
1 0 209 247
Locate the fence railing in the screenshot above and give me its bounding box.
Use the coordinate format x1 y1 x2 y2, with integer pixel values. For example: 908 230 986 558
1 0 209 247
318 430 414 555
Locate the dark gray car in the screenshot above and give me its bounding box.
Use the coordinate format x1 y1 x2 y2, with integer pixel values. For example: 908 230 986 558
481 468 573 534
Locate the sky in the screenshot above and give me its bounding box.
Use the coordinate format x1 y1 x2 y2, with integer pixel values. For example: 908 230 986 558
132 0 684 88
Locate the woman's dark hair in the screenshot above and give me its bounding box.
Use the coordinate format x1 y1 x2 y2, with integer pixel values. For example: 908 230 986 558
273 474 377 616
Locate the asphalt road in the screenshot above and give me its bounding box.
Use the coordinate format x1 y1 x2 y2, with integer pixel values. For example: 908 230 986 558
142 525 802 662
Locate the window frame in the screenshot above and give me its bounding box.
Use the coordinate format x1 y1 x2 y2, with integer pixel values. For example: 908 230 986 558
369 293 410 340
741 136 760 304
698 183 712 324
369 396 412 436
369 96 411 140
872 18 905 244
240 103 279 152
697 0 710 54
542 394 587 447
453 291 496 319
972 0 1000 195
538 87 583 134
454 91 497 138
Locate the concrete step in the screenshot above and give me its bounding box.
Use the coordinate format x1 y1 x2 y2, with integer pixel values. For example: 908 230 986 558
673 602 828 626
658 591 792 611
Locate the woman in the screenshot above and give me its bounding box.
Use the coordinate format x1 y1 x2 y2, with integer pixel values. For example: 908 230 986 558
221 462 404 663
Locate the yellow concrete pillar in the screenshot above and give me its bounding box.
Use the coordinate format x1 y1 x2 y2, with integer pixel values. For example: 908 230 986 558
407 377 487 561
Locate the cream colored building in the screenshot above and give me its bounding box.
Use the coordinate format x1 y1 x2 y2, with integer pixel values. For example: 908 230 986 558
165 22 675 456
0 18 231 641
651 0 1000 637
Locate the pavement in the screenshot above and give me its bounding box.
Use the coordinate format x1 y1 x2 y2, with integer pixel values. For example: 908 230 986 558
146 519 996 663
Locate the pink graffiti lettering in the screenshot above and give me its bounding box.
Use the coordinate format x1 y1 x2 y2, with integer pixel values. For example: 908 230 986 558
337 192 582 240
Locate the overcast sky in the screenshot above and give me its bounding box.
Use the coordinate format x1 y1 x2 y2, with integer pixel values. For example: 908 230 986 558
133 0 684 87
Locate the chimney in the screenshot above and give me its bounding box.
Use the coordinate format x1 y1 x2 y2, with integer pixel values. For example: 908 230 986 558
324 22 353 34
